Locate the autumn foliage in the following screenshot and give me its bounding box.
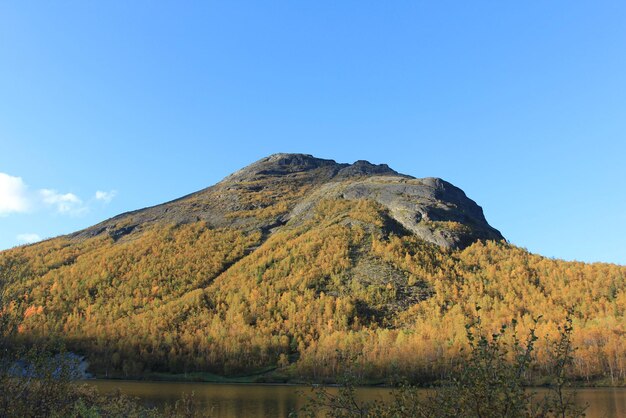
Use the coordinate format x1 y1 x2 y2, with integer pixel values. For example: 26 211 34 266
1 199 624 384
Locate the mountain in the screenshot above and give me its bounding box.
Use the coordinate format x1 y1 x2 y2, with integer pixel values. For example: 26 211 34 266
74 153 502 249
1 154 624 383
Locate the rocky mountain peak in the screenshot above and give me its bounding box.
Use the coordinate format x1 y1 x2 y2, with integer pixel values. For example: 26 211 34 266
336 159 404 178
223 153 405 183
73 153 503 249
222 153 338 182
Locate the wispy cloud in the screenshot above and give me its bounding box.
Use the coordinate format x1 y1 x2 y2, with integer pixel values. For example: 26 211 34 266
40 189 86 215
0 172 113 217
95 190 117 203
16 233 42 244
0 173 31 216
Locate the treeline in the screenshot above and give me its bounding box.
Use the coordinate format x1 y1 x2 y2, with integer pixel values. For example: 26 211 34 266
0 199 624 384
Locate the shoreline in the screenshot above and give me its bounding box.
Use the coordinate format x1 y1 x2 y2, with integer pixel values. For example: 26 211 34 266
85 375 626 389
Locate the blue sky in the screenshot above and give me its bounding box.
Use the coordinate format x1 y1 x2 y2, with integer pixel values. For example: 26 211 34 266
1 1 625 265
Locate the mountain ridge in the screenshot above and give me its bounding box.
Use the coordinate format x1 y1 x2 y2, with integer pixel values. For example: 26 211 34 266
72 153 503 249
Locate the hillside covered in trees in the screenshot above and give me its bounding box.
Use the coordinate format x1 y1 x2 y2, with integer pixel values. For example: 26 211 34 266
1 154 624 384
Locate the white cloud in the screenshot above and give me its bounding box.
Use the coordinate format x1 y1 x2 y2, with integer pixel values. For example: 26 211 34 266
0 173 31 216
0 172 112 217
95 190 117 203
39 189 86 215
16 233 42 244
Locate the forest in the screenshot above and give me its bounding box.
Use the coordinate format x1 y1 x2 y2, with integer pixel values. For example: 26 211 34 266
1 198 625 384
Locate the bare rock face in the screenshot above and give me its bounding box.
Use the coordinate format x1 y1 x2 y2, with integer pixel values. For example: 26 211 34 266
73 153 503 249
288 175 502 249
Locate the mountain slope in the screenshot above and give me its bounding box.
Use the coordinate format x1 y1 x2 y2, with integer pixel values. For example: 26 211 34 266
1 154 624 383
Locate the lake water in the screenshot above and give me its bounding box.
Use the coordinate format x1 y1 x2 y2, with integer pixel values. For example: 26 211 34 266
89 380 626 417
